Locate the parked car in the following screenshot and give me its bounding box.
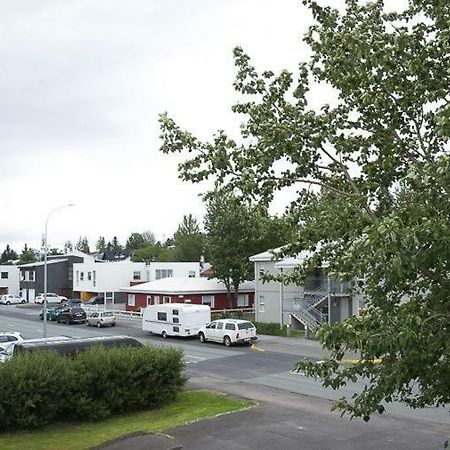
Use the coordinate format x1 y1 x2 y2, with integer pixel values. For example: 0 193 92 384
0 294 25 305
34 293 68 305
86 311 116 328
61 298 82 307
56 306 87 324
39 304 64 321
0 332 24 344
198 319 257 346
85 296 105 305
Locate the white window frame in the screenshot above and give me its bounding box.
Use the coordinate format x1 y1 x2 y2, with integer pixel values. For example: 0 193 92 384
163 296 171 304
259 295 265 313
202 295 215 308
188 271 196 278
128 294 135 307
146 295 152 306
133 271 141 281
154 295 160 305
237 294 249 307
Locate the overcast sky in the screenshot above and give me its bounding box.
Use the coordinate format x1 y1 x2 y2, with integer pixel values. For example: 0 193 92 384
0 0 407 254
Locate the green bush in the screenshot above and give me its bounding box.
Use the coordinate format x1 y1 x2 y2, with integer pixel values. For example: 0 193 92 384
0 345 186 431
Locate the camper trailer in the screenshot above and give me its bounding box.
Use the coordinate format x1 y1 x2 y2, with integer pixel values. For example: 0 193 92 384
142 303 211 338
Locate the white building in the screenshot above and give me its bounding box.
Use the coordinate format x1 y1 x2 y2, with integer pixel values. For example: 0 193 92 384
0 265 20 296
73 261 201 302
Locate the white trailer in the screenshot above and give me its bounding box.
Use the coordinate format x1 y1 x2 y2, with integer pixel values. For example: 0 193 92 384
142 304 211 338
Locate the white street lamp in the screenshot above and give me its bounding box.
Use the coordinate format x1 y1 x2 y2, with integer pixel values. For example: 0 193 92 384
43 203 75 338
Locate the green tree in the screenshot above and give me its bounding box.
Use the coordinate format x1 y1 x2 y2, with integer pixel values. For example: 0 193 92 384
159 1 450 420
204 191 288 307
126 231 156 251
19 244 37 264
0 245 18 264
75 237 90 254
172 214 204 262
131 243 163 263
95 237 106 253
63 241 73 253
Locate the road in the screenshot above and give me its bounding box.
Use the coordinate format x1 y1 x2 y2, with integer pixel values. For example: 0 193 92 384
1 305 449 449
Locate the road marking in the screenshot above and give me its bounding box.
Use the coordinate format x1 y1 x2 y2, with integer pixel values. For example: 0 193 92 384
184 355 206 364
251 344 265 352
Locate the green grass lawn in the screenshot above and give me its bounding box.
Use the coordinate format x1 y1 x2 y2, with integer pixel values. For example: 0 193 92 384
0 391 255 450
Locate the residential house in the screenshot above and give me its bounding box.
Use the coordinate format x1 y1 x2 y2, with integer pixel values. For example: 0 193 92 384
19 251 93 302
250 249 363 332
0 265 20 296
121 277 255 311
73 261 202 303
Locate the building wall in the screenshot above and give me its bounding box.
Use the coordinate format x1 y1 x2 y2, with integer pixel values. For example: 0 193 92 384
126 291 254 312
147 262 200 280
0 266 20 295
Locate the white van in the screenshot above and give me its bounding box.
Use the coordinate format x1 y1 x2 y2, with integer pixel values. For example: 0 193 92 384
142 304 211 339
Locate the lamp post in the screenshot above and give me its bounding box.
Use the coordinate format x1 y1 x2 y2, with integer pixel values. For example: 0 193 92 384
43 204 75 338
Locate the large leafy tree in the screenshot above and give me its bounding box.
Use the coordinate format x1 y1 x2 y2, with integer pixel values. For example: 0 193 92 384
126 231 156 251
204 191 288 307
159 0 450 420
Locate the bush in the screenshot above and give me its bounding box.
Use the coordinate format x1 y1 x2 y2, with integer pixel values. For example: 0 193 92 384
0 345 186 431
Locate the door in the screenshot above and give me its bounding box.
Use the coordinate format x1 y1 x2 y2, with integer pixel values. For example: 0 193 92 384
28 288 35 303
204 321 217 341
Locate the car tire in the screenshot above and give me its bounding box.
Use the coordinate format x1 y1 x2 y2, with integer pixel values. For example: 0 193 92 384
97 322 102 328
111 322 116 327
224 336 232 347
162 331 168 339
87 321 91 327
199 332 206 343
6 301 10 305
65 318 70 325
21 300 25 304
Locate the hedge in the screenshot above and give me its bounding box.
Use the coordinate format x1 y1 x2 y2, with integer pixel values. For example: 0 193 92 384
0 345 186 431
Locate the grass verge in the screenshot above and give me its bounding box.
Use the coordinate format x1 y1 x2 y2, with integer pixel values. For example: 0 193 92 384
0 391 254 450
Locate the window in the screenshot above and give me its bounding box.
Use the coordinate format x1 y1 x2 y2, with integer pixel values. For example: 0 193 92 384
259 268 265 277
259 295 265 313
128 294 135 306
154 296 160 305
93 270 96 287
173 309 179 316
146 295 152 306
80 272 84 281
173 326 179 332
1 272 7 279
173 317 179 324
76 271 79 285
237 294 249 307
188 271 196 278
105 292 113 300
155 269 173 280
225 323 236 331
163 296 171 304
238 322 254 330
146 271 150 282
202 295 215 308
29 271 35 282
207 322 217 329
133 271 141 280
157 312 167 321
217 322 224 330
20 271 24 281
88 272 92 281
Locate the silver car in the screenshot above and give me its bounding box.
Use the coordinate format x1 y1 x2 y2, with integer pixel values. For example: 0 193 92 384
86 311 116 328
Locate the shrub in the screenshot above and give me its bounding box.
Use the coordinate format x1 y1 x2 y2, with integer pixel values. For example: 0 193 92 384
0 345 186 430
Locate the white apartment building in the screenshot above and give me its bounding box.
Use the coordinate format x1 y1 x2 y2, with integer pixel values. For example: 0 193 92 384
0 265 20 296
73 261 201 302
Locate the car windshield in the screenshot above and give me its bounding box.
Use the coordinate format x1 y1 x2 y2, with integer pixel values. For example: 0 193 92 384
237 322 255 330
102 312 113 317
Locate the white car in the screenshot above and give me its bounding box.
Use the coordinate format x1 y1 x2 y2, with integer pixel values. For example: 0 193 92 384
0 332 24 344
0 294 26 305
34 293 68 304
198 319 257 347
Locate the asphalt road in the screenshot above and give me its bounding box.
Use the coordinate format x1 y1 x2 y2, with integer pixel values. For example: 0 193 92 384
1 305 449 449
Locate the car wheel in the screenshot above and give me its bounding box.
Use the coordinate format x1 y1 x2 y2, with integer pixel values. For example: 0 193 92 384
21 300 25 304
111 322 116 327
97 322 102 328
162 331 168 339
224 336 232 347
65 318 70 325
199 332 206 343
6 301 10 305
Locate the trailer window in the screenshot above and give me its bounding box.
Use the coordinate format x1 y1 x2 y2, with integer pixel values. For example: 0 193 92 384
173 326 179 333
157 312 167 321
173 309 179 316
173 317 179 324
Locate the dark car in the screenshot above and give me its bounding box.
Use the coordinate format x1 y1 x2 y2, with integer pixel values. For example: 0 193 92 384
14 336 143 356
56 306 87 325
39 304 64 321
60 298 83 307
86 296 105 305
